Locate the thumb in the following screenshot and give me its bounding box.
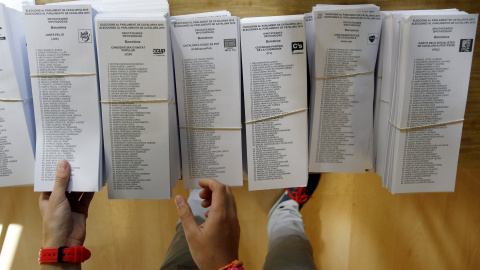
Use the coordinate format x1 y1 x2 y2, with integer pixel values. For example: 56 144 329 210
51 159 70 203
175 195 199 237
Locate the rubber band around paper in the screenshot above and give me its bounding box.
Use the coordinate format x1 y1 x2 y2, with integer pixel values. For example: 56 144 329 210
100 99 169 104
30 73 97 78
0 98 33 102
179 126 242 131
388 119 464 132
316 70 374 80
245 108 308 124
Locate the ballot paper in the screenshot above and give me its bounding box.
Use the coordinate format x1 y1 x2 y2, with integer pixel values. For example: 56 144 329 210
95 12 180 199
383 13 478 194
171 13 243 188
305 12 315 149
374 9 460 184
0 0 34 11
241 15 308 190
23 5 103 192
0 3 35 187
47 0 170 14
308 5 382 173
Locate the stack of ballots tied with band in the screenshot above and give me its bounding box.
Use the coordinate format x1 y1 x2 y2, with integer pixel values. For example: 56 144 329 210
377 10 478 193
0 2 35 187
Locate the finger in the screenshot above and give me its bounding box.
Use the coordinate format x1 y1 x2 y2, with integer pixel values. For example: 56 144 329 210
50 159 70 203
201 198 211 208
79 192 94 206
68 192 94 217
175 195 200 238
77 192 94 217
199 187 212 200
198 178 227 207
204 210 209 218
39 192 52 202
198 179 228 221
226 186 237 214
67 192 83 204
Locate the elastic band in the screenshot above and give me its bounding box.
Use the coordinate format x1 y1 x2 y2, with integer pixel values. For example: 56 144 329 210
316 70 374 80
101 99 168 104
179 126 241 131
388 119 463 132
0 97 32 102
245 108 307 124
30 73 97 78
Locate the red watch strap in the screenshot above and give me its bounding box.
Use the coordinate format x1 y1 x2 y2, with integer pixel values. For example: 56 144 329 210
39 246 91 264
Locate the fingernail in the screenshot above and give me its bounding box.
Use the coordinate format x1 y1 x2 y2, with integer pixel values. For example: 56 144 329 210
175 196 183 207
58 160 68 172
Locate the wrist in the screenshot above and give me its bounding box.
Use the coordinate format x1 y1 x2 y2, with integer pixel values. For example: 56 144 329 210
39 246 90 267
43 238 67 249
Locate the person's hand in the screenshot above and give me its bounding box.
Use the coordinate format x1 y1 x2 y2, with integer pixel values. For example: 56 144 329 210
39 159 94 249
175 178 240 270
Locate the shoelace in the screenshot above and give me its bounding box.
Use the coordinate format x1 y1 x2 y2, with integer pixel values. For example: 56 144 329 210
287 187 310 204
219 260 244 270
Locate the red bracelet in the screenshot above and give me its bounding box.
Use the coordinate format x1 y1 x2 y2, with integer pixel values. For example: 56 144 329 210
39 246 91 264
219 260 244 270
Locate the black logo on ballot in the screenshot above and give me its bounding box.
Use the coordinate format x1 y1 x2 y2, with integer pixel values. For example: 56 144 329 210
78 29 92 43
459 39 473 52
292 42 304 54
367 33 379 45
224 39 237 52
153 48 166 55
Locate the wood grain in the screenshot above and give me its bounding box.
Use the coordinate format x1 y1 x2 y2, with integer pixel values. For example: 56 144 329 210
1 168 479 269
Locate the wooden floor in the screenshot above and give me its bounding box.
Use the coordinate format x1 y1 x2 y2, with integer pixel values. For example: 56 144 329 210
0 167 479 269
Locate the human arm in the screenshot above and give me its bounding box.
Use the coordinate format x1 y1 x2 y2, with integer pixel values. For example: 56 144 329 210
38 159 94 270
175 178 240 270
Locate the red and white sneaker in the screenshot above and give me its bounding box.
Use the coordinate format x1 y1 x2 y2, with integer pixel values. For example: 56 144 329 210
269 174 321 217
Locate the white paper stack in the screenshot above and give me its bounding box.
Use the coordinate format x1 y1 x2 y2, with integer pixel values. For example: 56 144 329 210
23 4 103 192
0 0 34 12
47 0 170 14
241 15 308 190
171 12 244 188
374 9 460 181
95 12 180 199
378 11 478 193
0 3 35 187
308 5 382 173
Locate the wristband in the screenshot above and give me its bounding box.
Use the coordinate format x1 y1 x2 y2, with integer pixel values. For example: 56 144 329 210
39 246 91 264
219 260 244 270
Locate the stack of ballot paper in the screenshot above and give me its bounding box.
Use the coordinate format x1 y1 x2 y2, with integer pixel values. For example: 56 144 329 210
374 9 460 180
47 0 170 14
241 15 308 190
308 4 383 174
0 3 35 187
0 0 34 11
95 12 181 199
23 4 104 192
376 10 478 193
171 11 244 188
